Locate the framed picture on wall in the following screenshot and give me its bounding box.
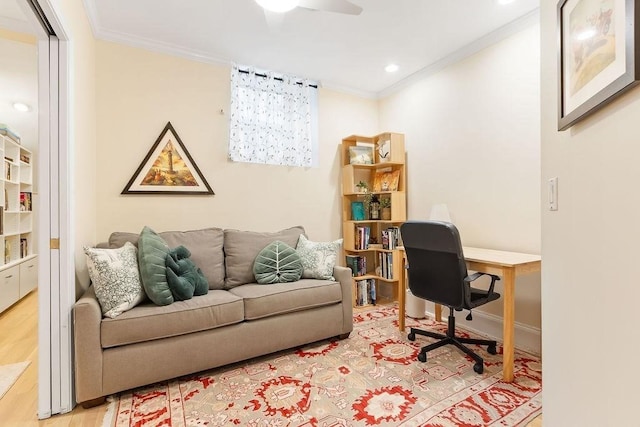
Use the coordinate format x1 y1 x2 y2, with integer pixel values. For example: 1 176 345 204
558 0 640 130
122 122 214 195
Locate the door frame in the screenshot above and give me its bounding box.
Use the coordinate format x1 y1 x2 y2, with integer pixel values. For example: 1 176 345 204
24 0 71 418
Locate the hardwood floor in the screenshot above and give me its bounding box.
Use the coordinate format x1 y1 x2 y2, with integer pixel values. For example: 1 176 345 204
0 291 542 426
0 291 107 426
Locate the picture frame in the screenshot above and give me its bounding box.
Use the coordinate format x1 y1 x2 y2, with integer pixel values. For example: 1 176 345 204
372 169 400 192
348 145 374 165
122 122 214 195
558 0 640 130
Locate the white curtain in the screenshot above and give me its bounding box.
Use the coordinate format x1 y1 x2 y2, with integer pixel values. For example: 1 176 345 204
229 65 317 167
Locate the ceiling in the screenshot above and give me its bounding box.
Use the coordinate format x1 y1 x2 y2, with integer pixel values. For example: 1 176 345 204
0 0 541 137
84 0 540 97
0 0 38 149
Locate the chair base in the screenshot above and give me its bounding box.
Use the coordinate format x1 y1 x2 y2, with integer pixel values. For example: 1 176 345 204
408 310 497 374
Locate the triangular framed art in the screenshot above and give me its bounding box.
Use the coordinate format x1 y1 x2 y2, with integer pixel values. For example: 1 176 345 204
122 122 214 195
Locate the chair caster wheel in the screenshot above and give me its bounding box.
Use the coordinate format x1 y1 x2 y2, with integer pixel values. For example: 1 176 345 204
407 333 415 341
418 352 427 363
473 362 484 374
487 344 497 355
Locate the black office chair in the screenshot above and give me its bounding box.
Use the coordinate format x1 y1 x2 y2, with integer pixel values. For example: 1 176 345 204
401 220 500 374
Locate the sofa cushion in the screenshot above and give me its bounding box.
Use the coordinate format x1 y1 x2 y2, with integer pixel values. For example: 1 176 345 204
253 241 303 284
108 231 139 248
296 235 343 280
84 242 146 318
108 228 226 290
137 226 173 306
228 279 342 320
100 290 244 348
160 228 225 290
224 226 305 289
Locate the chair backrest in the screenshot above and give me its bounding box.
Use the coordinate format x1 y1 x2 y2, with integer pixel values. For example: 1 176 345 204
400 220 468 308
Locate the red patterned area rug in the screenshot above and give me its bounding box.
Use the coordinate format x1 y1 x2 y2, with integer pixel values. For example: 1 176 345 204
104 306 541 426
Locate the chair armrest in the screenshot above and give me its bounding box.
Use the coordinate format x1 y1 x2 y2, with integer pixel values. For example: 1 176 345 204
333 265 354 335
73 286 104 403
464 272 500 294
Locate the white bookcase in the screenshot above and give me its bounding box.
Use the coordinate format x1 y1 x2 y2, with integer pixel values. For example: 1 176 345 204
0 133 38 314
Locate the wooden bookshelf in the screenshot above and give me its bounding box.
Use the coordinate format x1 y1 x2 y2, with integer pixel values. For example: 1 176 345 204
340 133 406 307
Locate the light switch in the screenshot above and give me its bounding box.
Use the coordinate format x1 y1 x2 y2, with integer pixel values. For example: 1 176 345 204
548 177 558 211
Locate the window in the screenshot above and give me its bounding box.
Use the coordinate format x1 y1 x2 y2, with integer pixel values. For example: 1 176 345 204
229 65 318 167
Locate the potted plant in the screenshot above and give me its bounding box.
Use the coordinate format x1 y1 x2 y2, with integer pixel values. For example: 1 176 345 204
380 197 392 220
355 181 368 193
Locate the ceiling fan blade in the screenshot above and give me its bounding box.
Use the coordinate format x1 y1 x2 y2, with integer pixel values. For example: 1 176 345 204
297 0 363 15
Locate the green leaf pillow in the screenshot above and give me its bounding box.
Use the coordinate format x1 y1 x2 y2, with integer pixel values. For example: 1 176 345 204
253 241 303 284
137 226 174 306
166 245 209 301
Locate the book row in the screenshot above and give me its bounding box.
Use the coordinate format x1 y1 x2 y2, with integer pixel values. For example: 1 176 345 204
355 279 376 306
345 254 367 277
378 252 395 280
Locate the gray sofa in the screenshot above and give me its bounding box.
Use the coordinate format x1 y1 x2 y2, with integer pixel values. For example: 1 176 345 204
73 226 353 407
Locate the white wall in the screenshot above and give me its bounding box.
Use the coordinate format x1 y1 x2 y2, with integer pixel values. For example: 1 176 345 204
95 41 378 243
52 0 97 298
379 23 541 330
541 2 640 424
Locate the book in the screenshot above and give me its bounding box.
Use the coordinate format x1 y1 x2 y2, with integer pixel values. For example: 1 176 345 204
19 192 32 211
345 255 360 276
20 238 27 257
351 201 365 221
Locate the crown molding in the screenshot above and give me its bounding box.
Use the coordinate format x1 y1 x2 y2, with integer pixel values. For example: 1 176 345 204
81 2 538 101
376 7 540 100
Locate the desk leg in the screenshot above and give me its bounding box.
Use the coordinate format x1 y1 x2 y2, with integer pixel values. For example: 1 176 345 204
502 267 515 383
434 304 442 322
398 257 406 332
398 282 405 332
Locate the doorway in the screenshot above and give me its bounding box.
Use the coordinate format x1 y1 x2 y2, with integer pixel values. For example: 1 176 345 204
0 0 70 418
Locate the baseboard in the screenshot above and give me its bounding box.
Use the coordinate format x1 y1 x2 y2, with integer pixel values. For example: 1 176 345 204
420 308 541 356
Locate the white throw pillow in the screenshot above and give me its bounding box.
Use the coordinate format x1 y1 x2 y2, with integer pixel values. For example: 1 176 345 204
296 235 343 280
84 242 146 318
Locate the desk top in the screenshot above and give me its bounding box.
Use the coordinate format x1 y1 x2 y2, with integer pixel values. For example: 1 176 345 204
398 245 541 269
462 246 541 268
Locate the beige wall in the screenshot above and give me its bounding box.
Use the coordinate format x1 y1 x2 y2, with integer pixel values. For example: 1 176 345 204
95 41 378 243
541 2 640 424
53 0 97 297
379 23 541 329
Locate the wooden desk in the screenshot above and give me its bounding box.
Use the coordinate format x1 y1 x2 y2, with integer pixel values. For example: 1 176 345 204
400 246 541 383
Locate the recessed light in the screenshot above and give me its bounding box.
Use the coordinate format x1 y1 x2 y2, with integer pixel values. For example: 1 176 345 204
12 102 30 112
385 64 399 73
255 0 299 13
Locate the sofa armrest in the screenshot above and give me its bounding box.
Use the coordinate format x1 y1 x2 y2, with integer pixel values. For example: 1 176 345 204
73 286 104 403
333 266 354 335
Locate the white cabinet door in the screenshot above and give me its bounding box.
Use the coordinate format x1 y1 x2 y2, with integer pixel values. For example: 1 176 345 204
0 265 20 313
20 256 38 297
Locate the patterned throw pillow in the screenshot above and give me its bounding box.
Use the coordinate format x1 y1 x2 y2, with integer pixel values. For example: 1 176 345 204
84 242 146 318
296 235 343 280
253 241 303 284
